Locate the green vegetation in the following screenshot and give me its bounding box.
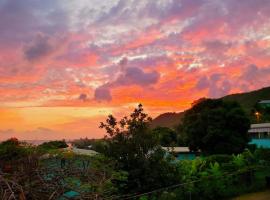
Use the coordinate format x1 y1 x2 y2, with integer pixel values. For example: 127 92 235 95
0 138 127 199
39 153 128 199
38 140 68 150
179 99 250 154
71 137 93 149
71 137 108 153
152 127 178 146
0 138 30 161
252 101 270 123
1 103 270 199
99 104 180 193
152 86 270 128
222 86 270 114
138 149 270 200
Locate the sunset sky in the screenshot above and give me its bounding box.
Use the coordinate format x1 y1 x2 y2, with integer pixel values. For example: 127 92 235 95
1 0 270 140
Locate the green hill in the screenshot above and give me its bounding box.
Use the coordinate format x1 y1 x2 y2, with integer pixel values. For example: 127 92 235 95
222 86 270 113
152 86 270 129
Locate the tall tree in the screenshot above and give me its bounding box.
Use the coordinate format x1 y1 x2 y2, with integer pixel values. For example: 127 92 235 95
100 104 179 192
180 99 250 155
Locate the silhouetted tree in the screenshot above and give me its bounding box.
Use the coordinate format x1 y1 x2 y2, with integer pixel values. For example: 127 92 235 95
180 99 250 155
152 126 177 146
100 104 179 192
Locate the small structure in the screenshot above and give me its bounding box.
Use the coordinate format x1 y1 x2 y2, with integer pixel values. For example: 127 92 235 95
258 100 270 108
248 123 270 139
248 123 270 148
162 147 190 153
162 147 198 160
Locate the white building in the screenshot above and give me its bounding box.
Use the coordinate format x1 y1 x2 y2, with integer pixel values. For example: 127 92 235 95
248 123 270 139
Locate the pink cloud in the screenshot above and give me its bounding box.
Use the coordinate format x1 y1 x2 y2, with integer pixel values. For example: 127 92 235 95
0 0 270 139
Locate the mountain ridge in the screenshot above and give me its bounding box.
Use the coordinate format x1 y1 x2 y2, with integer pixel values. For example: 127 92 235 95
151 86 270 129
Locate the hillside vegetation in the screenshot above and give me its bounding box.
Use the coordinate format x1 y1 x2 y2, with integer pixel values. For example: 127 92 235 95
222 86 270 113
152 86 270 128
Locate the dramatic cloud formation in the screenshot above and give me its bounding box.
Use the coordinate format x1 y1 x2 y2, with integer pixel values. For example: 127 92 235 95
94 86 112 102
94 59 160 101
0 0 270 139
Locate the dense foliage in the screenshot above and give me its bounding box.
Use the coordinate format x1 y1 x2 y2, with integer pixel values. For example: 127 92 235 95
71 137 93 149
0 138 28 161
152 127 178 146
222 86 270 115
71 138 108 153
100 104 180 193
151 87 270 129
180 99 251 154
1 104 270 200
139 149 270 200
0 140 127 199
38 140 68 150
251 101 270 123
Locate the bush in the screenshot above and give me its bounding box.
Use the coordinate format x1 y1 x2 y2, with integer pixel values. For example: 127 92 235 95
170 150 269 200
247 144 257 153
38 140 68 150
0 138 27 161
71 138 93 149
205 154 233 165
254 148 270 163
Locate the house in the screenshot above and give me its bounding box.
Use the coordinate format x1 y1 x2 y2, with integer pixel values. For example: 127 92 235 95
258 100 270 108
162 147 199 160
248 123 270 148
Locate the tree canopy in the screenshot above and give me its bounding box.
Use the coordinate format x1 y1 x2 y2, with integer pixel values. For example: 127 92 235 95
180 99 250 155
38 140 68 150
152 126 178 146
0 138 27 161
100 104 179 192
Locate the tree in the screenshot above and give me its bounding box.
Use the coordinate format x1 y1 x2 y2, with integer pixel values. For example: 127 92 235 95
38 140 68 150
251 102 270 123
180 99 250 155
0 138 26 161
71 137 93 149
152 126 177 146
100 104 179 192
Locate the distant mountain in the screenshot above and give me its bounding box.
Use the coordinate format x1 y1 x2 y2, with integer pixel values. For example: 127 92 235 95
151 86 270 129
151 112 184 129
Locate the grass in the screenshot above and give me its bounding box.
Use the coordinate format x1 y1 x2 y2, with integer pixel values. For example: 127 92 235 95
232 190 270 200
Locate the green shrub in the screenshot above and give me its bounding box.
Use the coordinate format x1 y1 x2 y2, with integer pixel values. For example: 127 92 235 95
38 140 68 150
0 138 27 161
246 144 257 153
254 148 270 161
205 154 233 165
